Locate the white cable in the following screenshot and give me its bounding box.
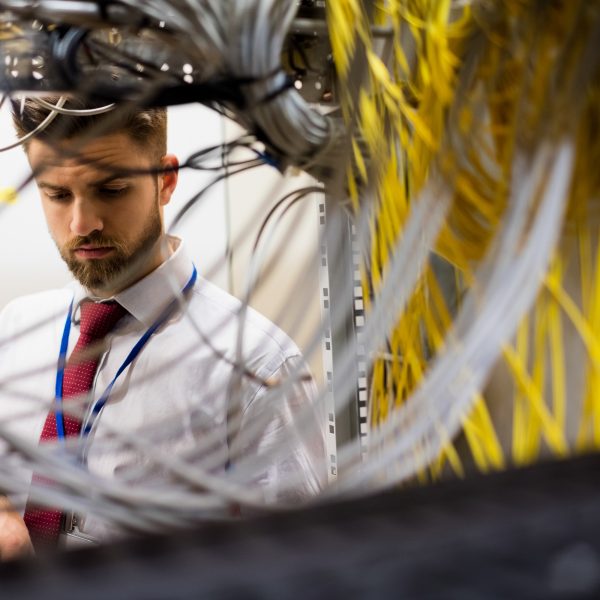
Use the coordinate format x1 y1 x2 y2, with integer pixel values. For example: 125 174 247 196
0 96 67 153
32 97 116 116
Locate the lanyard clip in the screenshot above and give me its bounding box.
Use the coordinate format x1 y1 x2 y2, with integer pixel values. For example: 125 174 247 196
62 511 78 533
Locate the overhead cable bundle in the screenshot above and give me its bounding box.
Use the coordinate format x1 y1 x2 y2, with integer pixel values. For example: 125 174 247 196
0 0 343 180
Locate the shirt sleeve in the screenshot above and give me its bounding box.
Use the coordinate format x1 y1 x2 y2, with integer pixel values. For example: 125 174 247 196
227 354 328 506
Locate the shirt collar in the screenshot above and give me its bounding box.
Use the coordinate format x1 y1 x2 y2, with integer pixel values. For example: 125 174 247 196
71 235 195 328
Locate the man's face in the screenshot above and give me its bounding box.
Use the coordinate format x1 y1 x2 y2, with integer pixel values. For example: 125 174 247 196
27 133 178 296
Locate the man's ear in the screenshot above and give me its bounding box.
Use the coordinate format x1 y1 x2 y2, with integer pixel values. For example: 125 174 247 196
158 154 179 206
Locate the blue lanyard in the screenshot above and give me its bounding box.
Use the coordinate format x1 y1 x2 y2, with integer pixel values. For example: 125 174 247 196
54 265 197 441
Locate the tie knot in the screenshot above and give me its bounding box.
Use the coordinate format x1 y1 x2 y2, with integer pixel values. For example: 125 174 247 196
79 301 127 339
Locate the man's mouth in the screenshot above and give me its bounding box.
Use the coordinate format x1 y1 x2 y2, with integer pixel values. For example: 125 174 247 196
74 245 115 259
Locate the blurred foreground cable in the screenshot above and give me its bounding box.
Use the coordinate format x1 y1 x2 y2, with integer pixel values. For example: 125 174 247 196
3 451 600 598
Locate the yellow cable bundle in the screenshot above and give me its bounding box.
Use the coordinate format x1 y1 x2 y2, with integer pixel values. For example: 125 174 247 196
328 0 497 478
326 0 600 481
0 188 18 204
485 1 600 466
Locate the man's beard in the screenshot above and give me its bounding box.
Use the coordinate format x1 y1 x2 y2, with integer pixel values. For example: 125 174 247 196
57 205 163 293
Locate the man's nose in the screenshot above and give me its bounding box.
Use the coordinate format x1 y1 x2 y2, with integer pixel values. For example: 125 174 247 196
70 199 103 237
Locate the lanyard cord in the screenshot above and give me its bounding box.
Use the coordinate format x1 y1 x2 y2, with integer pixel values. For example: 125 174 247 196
54 298 74 440
54 265 197 442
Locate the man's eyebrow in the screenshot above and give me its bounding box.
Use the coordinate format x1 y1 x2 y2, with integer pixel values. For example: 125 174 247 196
38 175 132 190
38 182 67 191
91 174 134 187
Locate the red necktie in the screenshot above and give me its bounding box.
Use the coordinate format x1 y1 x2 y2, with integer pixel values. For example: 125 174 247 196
24 300 127 548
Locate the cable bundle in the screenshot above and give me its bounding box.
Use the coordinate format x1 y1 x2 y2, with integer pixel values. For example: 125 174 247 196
0 0 340 179
333 0 600 484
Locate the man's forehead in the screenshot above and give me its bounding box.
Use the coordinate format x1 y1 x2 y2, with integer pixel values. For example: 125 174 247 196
27 133 150 174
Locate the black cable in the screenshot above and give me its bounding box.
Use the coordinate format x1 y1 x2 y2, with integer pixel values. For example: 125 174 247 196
182 136 258 172
252 186 324 253
13 133 263 194
51 26 89 88
83 36 180 83
168 162 263 232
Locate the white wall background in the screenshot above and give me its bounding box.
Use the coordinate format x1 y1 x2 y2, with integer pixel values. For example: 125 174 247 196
0 102 323 382
0 102 71 300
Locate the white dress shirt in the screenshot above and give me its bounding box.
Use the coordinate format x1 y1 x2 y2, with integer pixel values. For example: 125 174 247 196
0 236 327 544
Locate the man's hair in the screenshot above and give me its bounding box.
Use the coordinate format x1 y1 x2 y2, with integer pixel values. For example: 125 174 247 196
12 96 167 162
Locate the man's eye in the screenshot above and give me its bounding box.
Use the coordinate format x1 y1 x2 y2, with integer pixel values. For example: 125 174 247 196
99 187 128 197
47 192 71 201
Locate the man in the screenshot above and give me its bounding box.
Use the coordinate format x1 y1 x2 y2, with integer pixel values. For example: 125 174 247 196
0 97 326 555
